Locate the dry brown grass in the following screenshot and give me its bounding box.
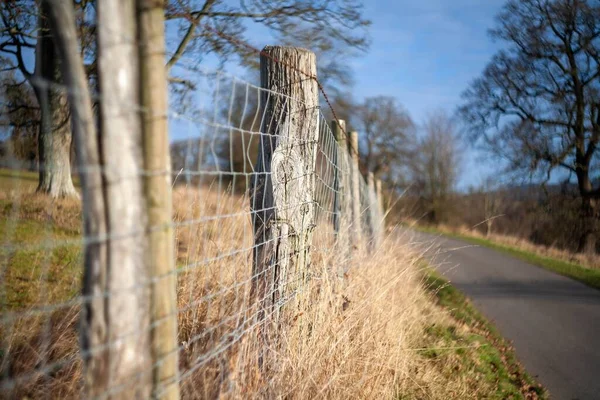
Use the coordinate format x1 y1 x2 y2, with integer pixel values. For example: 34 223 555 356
169 186 495 399
247 238 430 399
1 182 526 399
171 189 432 398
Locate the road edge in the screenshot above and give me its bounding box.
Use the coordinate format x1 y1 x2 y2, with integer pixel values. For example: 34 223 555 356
420 267 548 399
412 224 600 291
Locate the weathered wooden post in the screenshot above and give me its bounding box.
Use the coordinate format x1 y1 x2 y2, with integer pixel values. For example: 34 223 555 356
251 46 319 338
332 120 342 234
331 120 349 235
367 172 381 249
331 120 351 277
83 0 152 397
376 178 385 228
137 0 180 398
349 131 362 251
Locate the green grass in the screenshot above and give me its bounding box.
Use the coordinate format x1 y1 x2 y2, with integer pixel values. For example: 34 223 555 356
0 168 39 193
414 224 600 291
0 168 81 193
0 217 82 311
421 268 547 399
0 169 83 311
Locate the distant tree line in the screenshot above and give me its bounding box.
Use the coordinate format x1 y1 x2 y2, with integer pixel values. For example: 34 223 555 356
5 0 597 256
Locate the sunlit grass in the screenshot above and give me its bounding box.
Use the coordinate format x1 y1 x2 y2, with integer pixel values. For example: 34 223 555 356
0 170 544 399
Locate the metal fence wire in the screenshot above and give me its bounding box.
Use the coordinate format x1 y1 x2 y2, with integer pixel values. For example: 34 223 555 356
0 46 385 399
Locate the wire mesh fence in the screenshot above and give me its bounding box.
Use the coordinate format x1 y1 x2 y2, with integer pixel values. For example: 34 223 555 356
0 29 385 400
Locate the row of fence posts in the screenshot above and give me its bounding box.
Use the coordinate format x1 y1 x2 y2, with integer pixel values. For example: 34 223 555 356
249 46 386 366
330 120 385 265
251 45 386 298
73 42 385 397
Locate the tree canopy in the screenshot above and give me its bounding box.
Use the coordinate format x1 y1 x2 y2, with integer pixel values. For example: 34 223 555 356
460 0 600 252
461 0 600 184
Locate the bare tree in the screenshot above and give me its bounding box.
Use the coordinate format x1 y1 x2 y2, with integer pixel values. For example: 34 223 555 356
165 0 370 112
0 0 95 197
164 0 370 75
354 96 415 186
410 110 461 224
35 0 79 197
479 177 504 237
0 64 39 170
2 0 370 197
460 0 600 253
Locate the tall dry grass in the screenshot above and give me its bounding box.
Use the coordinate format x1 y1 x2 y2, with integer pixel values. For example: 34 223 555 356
2 184 455 399
248 238 430 399
171 185 444 399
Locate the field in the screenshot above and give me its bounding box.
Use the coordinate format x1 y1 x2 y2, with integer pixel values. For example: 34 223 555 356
0 169 543 399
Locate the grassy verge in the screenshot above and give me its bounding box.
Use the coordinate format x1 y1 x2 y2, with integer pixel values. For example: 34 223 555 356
0 168 80 193
420 268 547 399
0 218 82 310
414 224 600 291
0 184 83 312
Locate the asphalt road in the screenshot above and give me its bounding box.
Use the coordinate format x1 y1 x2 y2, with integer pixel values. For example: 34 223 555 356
405 229 600 400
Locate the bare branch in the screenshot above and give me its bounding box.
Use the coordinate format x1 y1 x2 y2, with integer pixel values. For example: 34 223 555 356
165 0 216 70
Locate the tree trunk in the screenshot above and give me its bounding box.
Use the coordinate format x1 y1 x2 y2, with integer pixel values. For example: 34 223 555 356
36 3 78 198
577 197 598 255
486 220 493 238
578 231 596 255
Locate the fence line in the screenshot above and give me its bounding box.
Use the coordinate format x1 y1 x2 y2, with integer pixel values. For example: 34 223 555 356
0 28 386 400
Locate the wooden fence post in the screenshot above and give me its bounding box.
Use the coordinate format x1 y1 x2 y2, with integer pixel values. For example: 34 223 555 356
137 0 180 398
331 120 342 234
87 0 152 397
349 131 362 251
331 120 351 276
367 171 375 245
251 46 319 337
376 178 385 228
331 120 349 235
367 172 381 249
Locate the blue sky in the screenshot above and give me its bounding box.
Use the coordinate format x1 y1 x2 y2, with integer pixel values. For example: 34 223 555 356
5 1 509 188
353 0 508 188
356 0 505 122
202 0 508 188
